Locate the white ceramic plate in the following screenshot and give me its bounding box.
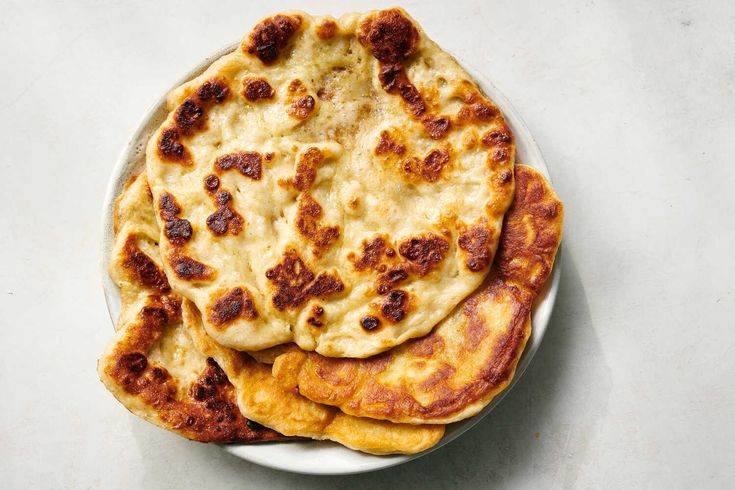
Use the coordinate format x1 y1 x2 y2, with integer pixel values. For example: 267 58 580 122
100 42 560 476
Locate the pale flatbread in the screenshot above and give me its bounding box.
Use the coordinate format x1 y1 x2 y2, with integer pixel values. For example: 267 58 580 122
145 8 516 357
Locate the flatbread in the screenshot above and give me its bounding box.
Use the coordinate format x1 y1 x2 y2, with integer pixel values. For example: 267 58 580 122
98 175 287 443
102 173 445 454
183 301 445 455
270 165 563 424
145 8 516 357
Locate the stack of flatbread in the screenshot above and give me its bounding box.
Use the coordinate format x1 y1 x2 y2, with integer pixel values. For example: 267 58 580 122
98 8 563 455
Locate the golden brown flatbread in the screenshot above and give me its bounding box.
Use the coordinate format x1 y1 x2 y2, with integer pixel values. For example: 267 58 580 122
183 301 445 455
270 165 563 424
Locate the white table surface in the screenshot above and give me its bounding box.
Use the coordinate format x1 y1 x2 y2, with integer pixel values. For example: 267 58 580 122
1 0 734 488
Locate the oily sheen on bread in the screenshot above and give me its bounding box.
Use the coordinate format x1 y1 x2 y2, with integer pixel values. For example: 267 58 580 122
98 175 287 443
270 165 563 424
145 8 516 357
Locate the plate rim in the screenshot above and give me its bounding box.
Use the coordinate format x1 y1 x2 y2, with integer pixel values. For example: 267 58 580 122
99 41 561 476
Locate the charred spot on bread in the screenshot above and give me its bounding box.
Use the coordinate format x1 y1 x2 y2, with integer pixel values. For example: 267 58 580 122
307 303 325 327
398 234 450 276
158 193 193 246
246 14 302 64
165 218 193 246
208 287 259 327
295 193 340 253
182 359 279 441
376 63 453 141
492 148 510 163
375 130 406 156
358 9 419 63
458 222 494 272
422 115 451 140
157 128 191 163
378 64 426 117
265 250 344 310
121 235 170 292
215 152 263 180
471 101 497 122
291 147 325 191
204 174 220 192
288 95 315 120
118 352 148 375
482 128 513 146
242 77 275 101
376 266 409 294
169 254 215 281
196 79 230 103
419 149 450 182
175 99 206 135
174 79 231 136
360 315 381 331
158 79 230 162
158 193 181 220
206 190 244 236
350 236 388 271
381 290 409 322
304 273 345 300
